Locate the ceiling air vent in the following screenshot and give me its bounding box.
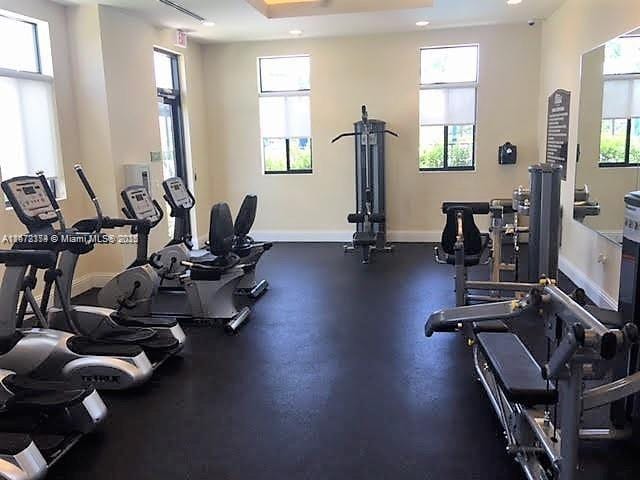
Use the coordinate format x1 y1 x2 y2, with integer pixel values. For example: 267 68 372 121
157 0 205 22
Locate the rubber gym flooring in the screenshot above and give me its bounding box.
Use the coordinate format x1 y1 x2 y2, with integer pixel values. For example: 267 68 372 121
51 243 639 480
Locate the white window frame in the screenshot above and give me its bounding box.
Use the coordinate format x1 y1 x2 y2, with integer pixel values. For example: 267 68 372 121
0 11 65 200
258 55 312 175
419 44 479 172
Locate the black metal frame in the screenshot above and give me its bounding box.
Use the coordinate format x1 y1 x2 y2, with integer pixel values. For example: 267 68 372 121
155 48 190 231
419 124 476 172
599 117 639 167
263 137 313 175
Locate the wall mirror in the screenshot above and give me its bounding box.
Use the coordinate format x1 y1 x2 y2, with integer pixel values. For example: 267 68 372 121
575 28 640 243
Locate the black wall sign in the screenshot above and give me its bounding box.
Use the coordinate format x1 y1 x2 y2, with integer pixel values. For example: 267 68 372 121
546 89 571 180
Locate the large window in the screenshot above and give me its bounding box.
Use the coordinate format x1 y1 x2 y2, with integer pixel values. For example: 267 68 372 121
154 49 188 238
600 36 640 166
0 12 64 197
258 55 312 174
419 45 478 171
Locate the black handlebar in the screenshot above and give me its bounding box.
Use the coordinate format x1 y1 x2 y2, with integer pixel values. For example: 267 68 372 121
37 172 60 211
74 165 96 199
331 106 399 143
73 164 103 234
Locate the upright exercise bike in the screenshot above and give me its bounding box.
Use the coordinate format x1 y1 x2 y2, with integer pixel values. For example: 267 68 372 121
332 106 397 263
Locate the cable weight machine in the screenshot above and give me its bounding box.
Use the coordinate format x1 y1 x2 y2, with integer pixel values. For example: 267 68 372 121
332 106 398 263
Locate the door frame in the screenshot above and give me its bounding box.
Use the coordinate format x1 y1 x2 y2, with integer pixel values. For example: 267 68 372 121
155 48 191 236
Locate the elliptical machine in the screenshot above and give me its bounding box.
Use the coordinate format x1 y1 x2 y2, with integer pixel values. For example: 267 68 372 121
332 106 398 264
0 176 154 390
0 249 109 476
3 169 183 371
160 177 272 298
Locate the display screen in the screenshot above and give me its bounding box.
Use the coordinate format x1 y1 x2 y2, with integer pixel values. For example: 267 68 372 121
23 186 36 195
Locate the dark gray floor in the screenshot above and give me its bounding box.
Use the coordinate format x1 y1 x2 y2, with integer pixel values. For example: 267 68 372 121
51 243 639 480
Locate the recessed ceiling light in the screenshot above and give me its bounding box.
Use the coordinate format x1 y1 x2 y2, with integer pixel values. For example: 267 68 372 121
289 29 303 36
507 0 522 4
416 21 430 27
201 21 216 26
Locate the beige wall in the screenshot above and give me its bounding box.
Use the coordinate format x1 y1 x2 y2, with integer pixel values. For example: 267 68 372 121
0 0 97 280
68 5 213 270
539 0 640 306
204 23 542 238
0 1 212 286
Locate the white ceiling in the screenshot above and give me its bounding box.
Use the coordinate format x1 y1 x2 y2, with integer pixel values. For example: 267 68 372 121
56 0 566 43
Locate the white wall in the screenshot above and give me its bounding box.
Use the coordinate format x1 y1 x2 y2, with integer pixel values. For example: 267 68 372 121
539 0 640 307
204 23 542 241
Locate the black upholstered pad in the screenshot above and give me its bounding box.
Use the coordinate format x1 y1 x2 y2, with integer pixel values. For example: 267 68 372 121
443 253 482 267
477 333 557 406
441 206 483 256
472 321 509 334
585 305 624 329
209 203 235 256
234 195 257 238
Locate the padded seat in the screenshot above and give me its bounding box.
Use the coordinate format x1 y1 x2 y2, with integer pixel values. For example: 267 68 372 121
443 253 482 267
439 206 488 267
472 320 509 333
477 332 557 406
353 231 376 246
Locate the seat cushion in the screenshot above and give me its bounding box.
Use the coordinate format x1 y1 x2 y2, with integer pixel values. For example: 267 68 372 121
444 253 481 267
477 332 557 406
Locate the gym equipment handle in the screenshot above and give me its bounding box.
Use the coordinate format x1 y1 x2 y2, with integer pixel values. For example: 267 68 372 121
74 164 104 233
74 165 96 200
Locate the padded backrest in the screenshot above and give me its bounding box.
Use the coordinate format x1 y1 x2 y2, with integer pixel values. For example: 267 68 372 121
234 195 258 237
441 206 483 256
209 203 235 256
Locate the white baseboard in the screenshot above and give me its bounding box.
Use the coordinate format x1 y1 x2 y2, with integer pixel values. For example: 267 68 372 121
252 230 353 242
251 230 447 243
387 231 442 243
69 273 115 298
559 255 617 310
250 229 511 244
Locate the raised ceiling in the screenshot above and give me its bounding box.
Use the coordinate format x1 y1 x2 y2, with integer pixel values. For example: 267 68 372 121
246 0 435 18
57 0 566 43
